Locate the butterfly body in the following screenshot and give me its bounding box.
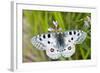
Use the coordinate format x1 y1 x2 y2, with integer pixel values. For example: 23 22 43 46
31 30 87 59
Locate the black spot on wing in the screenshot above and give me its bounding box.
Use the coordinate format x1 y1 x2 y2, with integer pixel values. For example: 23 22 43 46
73 30 80 36
77 33 80 36
50 48 54 52
43 34 46 39
48 41 50 44
74 31 76 35
71 37 73 40
48 33 51 38
69 31 72 35
68 46 71 50
39 38 42 41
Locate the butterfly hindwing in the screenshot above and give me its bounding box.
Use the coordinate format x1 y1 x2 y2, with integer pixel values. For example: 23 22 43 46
61 43 75 58
46 45 61 59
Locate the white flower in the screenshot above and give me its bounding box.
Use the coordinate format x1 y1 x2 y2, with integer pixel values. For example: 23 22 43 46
48 27 54 31
84 20 90 28
53 20 58 27
84 16 91 28
48 20 62 32
86 16 91 22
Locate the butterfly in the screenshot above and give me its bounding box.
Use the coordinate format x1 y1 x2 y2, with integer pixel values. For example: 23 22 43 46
31 30 87 59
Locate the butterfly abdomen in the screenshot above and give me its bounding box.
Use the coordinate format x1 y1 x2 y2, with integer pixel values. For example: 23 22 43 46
56 32 65 49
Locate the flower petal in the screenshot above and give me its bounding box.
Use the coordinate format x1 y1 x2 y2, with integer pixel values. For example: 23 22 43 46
86 16 91 22
48 28 54 31
53 20 58 27
84 20 90 28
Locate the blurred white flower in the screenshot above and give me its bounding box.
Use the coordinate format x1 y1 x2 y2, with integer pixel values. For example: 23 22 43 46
53 20 58 27
48 27 54 31
48 20 62 32
84 20 90 28
86 16 91 23
84 16 91 28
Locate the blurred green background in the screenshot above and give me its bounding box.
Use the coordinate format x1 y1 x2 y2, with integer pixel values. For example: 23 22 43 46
22 10 91 62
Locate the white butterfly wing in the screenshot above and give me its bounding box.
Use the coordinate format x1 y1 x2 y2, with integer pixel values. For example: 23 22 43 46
61 30 87 58
31 30 87 59
61 43 75 58
31 35 46 50
31 33 61 59
64 30 87 44
46 45 61 59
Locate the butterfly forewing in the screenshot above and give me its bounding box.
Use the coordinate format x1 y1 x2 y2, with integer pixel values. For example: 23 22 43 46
64 30 87 44
31 32 57 50
31 36 46 50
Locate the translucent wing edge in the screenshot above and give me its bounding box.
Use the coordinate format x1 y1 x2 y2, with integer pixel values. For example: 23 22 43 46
75 31 87 44
31 36 46 50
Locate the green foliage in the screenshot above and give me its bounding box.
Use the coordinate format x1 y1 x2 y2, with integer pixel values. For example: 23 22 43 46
22 10 91 62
